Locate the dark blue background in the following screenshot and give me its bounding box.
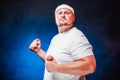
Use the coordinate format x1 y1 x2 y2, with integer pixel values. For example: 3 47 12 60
0 0 120 80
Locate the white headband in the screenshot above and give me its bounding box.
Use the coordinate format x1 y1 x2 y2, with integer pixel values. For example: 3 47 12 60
55 4 74 14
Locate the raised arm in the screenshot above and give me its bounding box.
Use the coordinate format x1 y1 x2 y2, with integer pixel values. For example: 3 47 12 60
29 39 46 61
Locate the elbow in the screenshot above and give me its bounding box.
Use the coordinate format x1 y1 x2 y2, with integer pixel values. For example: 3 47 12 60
90 57 96 74
90 64 96 74
85 55 96 74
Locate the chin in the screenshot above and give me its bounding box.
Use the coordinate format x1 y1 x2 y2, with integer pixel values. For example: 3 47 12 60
59 23 68 26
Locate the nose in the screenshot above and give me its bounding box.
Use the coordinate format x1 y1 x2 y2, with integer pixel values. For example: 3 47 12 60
61 13 65 18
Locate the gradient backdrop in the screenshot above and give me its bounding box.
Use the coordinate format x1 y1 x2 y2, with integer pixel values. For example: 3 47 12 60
0 0 120 80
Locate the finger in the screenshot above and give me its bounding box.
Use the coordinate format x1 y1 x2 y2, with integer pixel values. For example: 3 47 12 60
36 38 40 42
31 40 39 47
29 47 34 51
35 39 40 45
29 42 37 49
29 39 40 51
36 41 40 45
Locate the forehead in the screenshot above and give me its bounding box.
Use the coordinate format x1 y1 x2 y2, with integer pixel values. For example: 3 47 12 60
56 8 73 13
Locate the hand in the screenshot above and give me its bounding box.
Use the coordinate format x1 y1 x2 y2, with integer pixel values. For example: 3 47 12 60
46 55 53 61
45 55 58 72
29 38 41 53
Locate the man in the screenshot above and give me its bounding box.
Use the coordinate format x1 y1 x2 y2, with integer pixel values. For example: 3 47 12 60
29 4 96 80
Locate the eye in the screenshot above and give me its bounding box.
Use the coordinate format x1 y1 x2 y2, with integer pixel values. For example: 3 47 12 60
58 12 62 15
65 11 70 14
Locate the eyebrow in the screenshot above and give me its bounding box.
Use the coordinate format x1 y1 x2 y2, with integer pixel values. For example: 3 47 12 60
58 10 71 13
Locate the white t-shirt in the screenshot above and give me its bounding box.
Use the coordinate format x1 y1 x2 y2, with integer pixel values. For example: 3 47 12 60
44 27 94 80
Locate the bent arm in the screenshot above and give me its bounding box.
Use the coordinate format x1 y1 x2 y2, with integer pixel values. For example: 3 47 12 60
36 49 46 61
29 39 47 61
56 55 96 76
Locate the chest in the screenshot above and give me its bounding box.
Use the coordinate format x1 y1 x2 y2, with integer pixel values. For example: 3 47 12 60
47 34 74 63
51 34 73 52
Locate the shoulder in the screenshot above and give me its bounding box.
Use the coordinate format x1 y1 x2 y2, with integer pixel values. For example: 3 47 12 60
71 27 90 44
71 27 85 39
51 34 59 41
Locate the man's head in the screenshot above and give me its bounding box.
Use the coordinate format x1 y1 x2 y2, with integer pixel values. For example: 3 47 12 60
55 4 75 33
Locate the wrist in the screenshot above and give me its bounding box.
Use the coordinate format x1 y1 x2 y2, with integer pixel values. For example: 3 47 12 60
36 48 43 54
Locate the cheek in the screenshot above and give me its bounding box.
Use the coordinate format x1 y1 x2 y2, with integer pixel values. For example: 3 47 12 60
69 16 74 22
55 15 59 20
56 18 59 23
55 15 58 21
67 17 73 22
55 16 60 25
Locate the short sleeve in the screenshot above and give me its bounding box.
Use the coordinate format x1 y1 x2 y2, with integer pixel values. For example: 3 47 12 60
70 33 94 60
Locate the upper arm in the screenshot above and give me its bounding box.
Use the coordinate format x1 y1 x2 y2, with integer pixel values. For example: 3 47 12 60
74 55 96 72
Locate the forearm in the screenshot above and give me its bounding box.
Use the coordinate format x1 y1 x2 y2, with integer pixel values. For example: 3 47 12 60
36 49 46 61
56 56 96 76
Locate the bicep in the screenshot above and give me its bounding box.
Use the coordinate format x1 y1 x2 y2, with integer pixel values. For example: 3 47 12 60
74 55 96 71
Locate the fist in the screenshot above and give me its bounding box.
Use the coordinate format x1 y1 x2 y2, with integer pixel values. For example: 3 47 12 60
29 38 41 53
46 55 53 61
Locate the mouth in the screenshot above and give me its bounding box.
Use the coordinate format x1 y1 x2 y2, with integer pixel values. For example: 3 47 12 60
60 18 67 21
60 19 68 23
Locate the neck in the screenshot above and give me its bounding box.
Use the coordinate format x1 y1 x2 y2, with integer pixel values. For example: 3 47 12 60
58 25 74 33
